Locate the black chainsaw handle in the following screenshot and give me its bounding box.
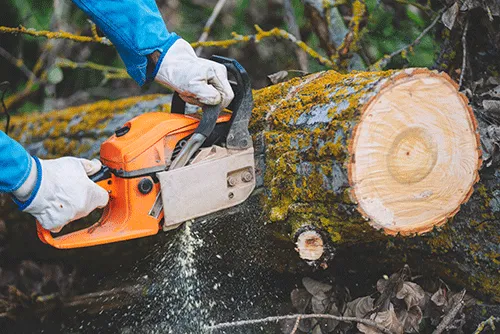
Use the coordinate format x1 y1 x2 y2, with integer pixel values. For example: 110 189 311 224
89 165 111 183
170 56 253 150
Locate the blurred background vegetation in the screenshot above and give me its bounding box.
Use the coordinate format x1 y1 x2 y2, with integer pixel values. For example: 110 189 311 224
0 0 481 114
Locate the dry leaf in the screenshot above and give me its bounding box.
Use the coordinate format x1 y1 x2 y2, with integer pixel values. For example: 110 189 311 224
358 304 404 334
431 288 447 307
481 85 500 98
460 0 500 17
400 306 423 333
302 277 332 300
317 304 340 333
312 295 328 313
267 71 290 85
486 77 500 86
291 288 311 313
396 282 425 310
442 3 459 30
483 100 500 113
345 296 374 318
376 278 389 293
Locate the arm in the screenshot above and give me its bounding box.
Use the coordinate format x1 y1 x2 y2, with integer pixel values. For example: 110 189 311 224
0 131 108 232
0 131 33 193
71 0 179 86
72 0 234 108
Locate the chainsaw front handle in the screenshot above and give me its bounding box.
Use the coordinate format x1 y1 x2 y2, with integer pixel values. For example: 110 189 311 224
170 56 253 150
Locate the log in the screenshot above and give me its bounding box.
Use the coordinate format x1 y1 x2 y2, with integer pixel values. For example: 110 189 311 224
3 69 499 302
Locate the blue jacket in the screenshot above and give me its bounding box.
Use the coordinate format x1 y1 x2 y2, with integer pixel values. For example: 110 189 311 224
0 0 179 194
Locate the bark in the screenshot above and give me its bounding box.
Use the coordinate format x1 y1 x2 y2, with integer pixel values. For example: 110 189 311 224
1 69 499 304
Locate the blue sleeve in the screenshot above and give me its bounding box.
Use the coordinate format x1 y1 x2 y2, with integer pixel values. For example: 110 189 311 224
0 131 33 193
72 0 180 86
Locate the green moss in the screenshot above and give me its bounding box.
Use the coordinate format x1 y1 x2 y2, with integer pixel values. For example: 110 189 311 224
253 69 395 244
427 231 454 254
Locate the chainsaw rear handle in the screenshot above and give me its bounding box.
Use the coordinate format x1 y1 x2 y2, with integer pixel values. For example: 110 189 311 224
36 172 163 249
36 176 113 248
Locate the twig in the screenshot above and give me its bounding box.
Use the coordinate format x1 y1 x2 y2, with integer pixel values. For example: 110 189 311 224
56 58 128 75
395 0 433 13
0 25 111 45
192 25 333 67
0 46 37 81
431 289 466 334
473 316 498 334
0 24 333 68
4 44 51 109
205 313 392 334
370 8 444 70
283 0 309 72
290 315 301 334
195 0 229 56
459 18 469 89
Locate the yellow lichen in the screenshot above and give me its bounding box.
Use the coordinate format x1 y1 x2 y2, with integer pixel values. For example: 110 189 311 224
10 94 170 158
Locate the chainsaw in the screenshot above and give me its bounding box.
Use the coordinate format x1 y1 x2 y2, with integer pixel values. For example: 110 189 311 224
36 56 256 249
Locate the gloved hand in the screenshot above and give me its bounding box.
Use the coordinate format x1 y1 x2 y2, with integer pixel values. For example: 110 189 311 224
155 39 234 109
13 157 109 233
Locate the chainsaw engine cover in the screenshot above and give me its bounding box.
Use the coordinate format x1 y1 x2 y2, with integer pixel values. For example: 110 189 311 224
99 112 230 177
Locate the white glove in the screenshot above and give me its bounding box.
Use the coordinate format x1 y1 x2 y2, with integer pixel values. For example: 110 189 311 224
13 157 109 233
155 39 234 109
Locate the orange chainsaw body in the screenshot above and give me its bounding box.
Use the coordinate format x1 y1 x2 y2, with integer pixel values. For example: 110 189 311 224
37 111 231 249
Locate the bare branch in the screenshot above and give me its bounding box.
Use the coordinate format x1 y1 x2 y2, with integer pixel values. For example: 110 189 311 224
206 313 393 334
459 19 469 89
473 316 498 334
0 24 333 68
283 0 309 72
431 290 466 334
0 25 111 45
290 315 301 334
195 0 229 56
0 46 37 81
370 8 444 70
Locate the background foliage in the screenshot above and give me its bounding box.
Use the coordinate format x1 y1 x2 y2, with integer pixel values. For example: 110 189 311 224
0 0 442 114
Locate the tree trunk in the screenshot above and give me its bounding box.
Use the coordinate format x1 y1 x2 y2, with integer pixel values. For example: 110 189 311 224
3 69 499 302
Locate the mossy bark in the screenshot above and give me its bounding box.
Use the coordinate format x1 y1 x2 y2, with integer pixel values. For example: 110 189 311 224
3 69 499 302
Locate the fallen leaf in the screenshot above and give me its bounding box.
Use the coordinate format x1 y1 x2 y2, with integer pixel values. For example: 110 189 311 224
317 303 340 333
483 100 500 113
302 277 332 300
267 71 290 85
442 3 459 30
486 77 500 86
312 295 328 313
345 296 374 318
376 277 389 293
401 306 423 333
358 303 404 334
431 288 447 307
396 282 425 310
291 288 312 313
481 85 500 98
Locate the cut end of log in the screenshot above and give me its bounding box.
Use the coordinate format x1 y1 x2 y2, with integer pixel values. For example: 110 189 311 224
295 230 324 261
349 69 481 235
